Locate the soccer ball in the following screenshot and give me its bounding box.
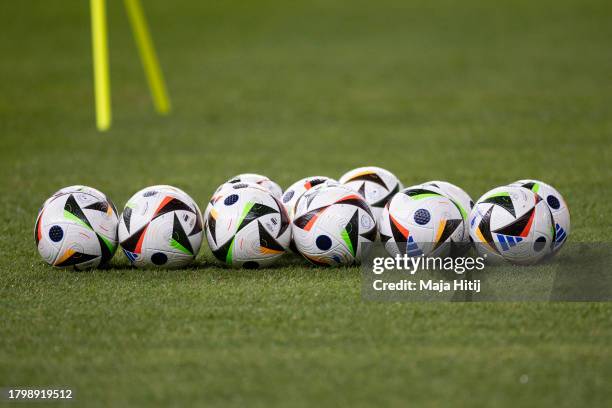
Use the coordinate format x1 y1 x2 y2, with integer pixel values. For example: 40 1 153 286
42 185 118 214
379 186 466 258
285 178 341 254
419 181 472 253
469 186 553 264
203 181 264 228
421 181 473 220
292 184 377 266
118 185 203 268
339 166 403 222
226 173 282 199
35 188 119 269
509 179 570 254
281 176 334 220
206 184 291 268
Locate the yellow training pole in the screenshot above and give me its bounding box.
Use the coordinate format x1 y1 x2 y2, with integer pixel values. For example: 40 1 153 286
90 0 112 131
124 0 171 114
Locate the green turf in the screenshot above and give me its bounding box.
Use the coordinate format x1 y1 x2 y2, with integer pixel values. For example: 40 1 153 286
1 0 612 406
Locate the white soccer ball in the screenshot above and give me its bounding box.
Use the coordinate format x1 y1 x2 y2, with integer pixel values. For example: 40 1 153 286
206 184 291 268
118 185 203 268
469 185 554 264
419 181 472 253
226 173 283 199
508 179 570 254
421 181 473 220
339 166 403 223
203 181 265 228
42 185 118 214
35 189 119 269
292 184 377 266
379 186 466 258
281 176 334 220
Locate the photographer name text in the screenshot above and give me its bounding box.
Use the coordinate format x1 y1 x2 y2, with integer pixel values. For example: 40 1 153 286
372 278 481 293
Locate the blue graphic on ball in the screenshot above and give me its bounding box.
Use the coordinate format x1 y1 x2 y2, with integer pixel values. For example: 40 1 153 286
413 209 431 225
316 235 332 250
48 225 64 242
224 194 239 206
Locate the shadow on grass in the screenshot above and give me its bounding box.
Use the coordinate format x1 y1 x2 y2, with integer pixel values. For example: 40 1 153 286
31 252 362 283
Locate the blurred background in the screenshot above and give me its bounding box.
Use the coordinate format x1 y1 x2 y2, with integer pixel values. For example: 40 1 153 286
1 0 610 203
3 1 611 238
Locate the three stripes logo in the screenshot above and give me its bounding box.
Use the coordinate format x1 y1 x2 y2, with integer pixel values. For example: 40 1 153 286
406 236 423 257
496 234 523 251
122 249 138 262
554 223 567 247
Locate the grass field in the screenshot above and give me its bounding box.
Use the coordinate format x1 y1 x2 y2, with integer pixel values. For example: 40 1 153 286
1 0 612 406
